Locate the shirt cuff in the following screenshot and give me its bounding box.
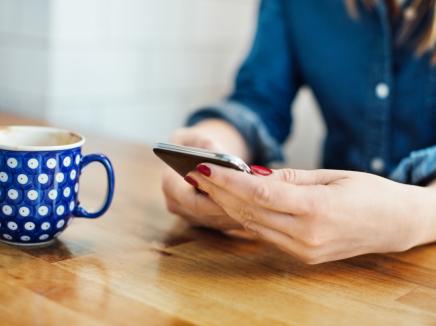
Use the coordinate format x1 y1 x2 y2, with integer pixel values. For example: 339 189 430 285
186 100 283 165
390 145 436 186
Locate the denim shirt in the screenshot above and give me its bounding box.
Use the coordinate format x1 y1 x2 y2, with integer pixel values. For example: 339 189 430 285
187 0 436 186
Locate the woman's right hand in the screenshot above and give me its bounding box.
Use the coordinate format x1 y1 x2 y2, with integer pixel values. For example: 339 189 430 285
161 119 250 231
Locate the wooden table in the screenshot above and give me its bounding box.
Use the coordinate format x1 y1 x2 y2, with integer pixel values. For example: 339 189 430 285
1 113 436 325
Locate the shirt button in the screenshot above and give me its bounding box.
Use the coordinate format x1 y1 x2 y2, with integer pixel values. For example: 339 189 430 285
375 83 390 99
404 7 416 21
370 157 385 173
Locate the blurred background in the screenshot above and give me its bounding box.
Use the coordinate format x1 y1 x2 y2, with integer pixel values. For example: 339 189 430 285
0 0 325 168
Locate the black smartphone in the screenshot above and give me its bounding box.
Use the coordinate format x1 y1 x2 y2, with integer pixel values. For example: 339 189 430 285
153 142 252 177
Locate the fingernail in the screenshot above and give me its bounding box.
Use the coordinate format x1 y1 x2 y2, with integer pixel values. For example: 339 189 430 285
250 165 272 176
196 164 211 177
184 176 199 188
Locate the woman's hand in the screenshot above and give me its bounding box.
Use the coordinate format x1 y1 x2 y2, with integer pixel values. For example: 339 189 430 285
186 164 435 264
161 119 250 231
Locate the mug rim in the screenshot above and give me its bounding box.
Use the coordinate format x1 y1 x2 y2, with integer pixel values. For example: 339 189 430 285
0 125 85 152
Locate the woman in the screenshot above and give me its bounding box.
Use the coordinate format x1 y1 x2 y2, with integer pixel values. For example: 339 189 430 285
161 0 436 264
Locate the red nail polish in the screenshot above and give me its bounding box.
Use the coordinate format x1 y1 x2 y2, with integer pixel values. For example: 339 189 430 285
197 164 211 177
250 165 273 176
184 176 199 188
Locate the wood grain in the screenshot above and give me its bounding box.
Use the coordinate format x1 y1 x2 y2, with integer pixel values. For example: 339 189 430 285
1 113 436 325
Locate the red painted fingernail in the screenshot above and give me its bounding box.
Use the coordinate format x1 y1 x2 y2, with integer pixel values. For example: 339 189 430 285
250 165 272 176
184 176 199 188
196 164 211 177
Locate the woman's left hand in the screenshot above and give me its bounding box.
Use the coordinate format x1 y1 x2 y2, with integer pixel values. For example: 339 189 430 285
186 164 434 264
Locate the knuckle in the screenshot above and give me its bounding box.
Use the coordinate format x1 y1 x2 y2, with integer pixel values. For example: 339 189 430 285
280 168 297 183
237 204 255 221
302 224 324 248
306 234 323 248
199 138 214 150
241 220 258 235
220 172 234 190
165 200 179 215
251 184 272 206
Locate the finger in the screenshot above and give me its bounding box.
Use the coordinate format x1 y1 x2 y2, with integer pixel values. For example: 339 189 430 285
164 175 225 218
162 169 225 217
252 166 347 186
165 190 241 230
243 222 319 264
190 172 307 239
193 164 320 215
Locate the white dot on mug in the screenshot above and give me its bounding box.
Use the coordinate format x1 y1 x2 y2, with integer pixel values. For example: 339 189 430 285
63 187 71 198
27 158 39 169
74 183 79 193
7 189 19 200
46 158 57 169
38 206 49 216
56 205 65 216
0 172 9 182
3 234 12 240
27 190 39 201
38 174 49 184
19 207 30 217
69 201 75 211
20 235 31 242
41 222 51 231
70 169 77 180
56 172 64 183
63 157 71 167
7 158 18 168
75 154 81 165
56 219 65 229
39 234 49 241
17 174 29 184
48 189 58 200
7 221 18 230
2 205 13 216
24 222 35 231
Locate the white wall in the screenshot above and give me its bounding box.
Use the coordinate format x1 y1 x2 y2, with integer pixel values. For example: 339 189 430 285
0 0 51 118
46 0 260 142
0 0 325 168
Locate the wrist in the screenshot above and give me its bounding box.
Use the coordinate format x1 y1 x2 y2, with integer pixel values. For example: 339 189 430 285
192 119 252 162
406 184 436 248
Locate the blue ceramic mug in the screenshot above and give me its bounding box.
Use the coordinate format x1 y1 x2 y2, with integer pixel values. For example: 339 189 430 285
0 126 115 246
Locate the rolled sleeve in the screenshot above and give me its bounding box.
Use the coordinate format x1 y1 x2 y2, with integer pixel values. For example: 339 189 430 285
390 145 436 186
186 101 284 165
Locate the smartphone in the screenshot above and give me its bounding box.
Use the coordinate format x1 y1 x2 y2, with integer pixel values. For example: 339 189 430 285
153 142 252 177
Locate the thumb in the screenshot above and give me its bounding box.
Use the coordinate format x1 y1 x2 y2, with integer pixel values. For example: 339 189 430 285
251 165 345 185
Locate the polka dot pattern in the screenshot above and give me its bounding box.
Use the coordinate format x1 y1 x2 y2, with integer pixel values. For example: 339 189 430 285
0 149 81 244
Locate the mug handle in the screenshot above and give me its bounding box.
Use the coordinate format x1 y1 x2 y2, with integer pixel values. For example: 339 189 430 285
73 154 115 219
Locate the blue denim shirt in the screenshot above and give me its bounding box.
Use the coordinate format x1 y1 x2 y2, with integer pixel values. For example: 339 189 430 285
187 0 436 186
